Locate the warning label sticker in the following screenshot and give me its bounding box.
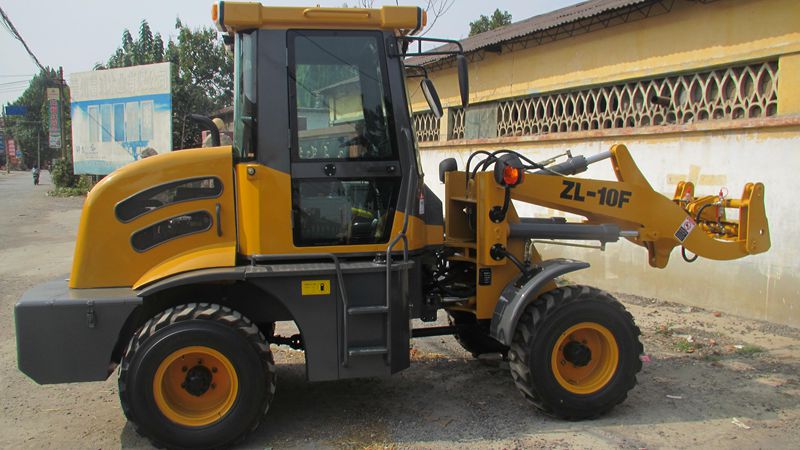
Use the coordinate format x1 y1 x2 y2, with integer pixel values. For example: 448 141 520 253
675 217 696 242
301 280 331 296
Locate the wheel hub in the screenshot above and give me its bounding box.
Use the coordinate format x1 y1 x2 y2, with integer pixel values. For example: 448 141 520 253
551 322 620 395
183 365 213 396
153 346 238 427
563 340 592 367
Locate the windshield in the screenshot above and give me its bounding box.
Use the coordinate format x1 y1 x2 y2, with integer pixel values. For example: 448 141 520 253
233 31 257 159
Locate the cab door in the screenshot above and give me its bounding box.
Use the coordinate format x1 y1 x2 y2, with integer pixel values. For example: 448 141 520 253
287 30 403 250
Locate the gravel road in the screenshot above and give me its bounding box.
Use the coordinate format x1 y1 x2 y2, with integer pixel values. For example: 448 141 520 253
1 170 799 449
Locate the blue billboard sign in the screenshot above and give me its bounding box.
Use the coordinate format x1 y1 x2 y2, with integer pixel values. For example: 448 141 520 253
4 105 27 116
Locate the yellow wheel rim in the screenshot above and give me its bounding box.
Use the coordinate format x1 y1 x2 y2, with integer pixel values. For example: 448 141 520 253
153 346 238 427
550 322 619 395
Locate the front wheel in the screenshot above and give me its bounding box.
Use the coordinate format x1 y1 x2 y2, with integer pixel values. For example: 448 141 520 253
509 285 642 420
119 303 276 449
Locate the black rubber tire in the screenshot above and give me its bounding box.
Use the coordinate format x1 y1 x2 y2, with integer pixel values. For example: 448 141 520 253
119 303 276 450
508 285 642 420
448 311 509 358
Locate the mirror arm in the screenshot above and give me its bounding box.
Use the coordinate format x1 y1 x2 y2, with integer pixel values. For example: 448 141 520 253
188 114 220 147
394 36 464 58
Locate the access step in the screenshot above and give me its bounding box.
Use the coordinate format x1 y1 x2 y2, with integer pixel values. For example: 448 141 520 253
348 346 388 357
347 305 389 315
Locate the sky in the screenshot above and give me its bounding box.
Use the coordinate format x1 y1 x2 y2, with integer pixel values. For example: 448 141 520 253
0 0 582 107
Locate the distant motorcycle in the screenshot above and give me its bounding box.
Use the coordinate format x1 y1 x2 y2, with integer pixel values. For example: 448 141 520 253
32 168 40 186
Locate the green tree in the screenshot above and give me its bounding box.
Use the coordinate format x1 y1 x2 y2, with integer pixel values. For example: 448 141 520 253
4 68 66 170
105 21 165 69
101 18 233 149
166 18 233 149
469 9 512 36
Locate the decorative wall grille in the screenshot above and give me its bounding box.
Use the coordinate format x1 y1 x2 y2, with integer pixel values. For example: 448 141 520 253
449 107 466 140
412 111 440 142
438 61 779 142
496 61 779 137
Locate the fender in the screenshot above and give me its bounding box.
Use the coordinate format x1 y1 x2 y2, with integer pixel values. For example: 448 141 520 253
136 266 246 297
132 262 342 382
133 244 236 290
489 258 590 346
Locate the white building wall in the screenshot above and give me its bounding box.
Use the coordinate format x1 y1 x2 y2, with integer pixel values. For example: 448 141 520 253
419 129 800 327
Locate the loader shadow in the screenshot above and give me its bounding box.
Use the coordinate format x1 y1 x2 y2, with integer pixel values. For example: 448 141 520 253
227 344 800 448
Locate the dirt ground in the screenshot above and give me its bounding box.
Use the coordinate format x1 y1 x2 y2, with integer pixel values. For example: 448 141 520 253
1 170 799 449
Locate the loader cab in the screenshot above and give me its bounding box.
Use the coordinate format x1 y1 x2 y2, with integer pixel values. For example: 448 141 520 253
219 3 460 257
223 18 422 254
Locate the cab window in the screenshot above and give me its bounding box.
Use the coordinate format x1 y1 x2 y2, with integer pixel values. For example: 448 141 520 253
292 179 398 246
290 32 396 161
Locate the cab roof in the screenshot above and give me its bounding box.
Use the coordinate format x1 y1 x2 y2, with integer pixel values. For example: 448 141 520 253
213 2 426 35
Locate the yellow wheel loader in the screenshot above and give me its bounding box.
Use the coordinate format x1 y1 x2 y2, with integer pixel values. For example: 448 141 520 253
14 2 770 448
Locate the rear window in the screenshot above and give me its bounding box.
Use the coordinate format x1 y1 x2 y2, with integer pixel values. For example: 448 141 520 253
115 177 222 222
130 211 213 252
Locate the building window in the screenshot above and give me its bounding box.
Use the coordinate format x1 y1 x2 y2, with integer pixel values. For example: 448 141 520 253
101 104 112 142
412 111 440 142
126 102 140 142
88 105 100 143
141 100 154 141
113 104 125 142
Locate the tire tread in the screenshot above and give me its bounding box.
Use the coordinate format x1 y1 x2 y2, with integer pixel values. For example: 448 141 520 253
119 303 275 449
508 285 643 420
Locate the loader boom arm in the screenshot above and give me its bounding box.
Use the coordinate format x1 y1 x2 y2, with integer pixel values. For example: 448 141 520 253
508 144 770 267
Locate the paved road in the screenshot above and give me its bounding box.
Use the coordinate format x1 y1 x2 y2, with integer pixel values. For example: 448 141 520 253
1 170 799 449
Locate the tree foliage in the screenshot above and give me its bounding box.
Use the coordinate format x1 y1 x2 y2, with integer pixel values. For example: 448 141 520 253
104 21 166 69
100 18 233 149
3 68 66 169
469 9 512 36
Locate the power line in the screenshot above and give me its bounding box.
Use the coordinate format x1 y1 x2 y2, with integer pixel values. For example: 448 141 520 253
0 79 30 86
0 6 46 73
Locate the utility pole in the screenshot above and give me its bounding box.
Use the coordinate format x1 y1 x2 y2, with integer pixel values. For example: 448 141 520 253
3 114 8 174
58 66 66 160
37 130 40 169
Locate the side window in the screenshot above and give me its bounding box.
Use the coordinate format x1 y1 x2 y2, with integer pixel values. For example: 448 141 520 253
233 31 257 159
115 177 223 222
293 179 399 246
291 33 395 161
131 211 212 252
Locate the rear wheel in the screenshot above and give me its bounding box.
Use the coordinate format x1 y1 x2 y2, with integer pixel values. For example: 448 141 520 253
508 285 642 419
448 311 508 358
119 303 275 449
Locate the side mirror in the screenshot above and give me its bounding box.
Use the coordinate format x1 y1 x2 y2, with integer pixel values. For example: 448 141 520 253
438 157 457 183
420 78 443 120
457 54 469 108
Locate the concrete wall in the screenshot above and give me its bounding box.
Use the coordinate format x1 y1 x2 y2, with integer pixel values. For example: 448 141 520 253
408 0 800 327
